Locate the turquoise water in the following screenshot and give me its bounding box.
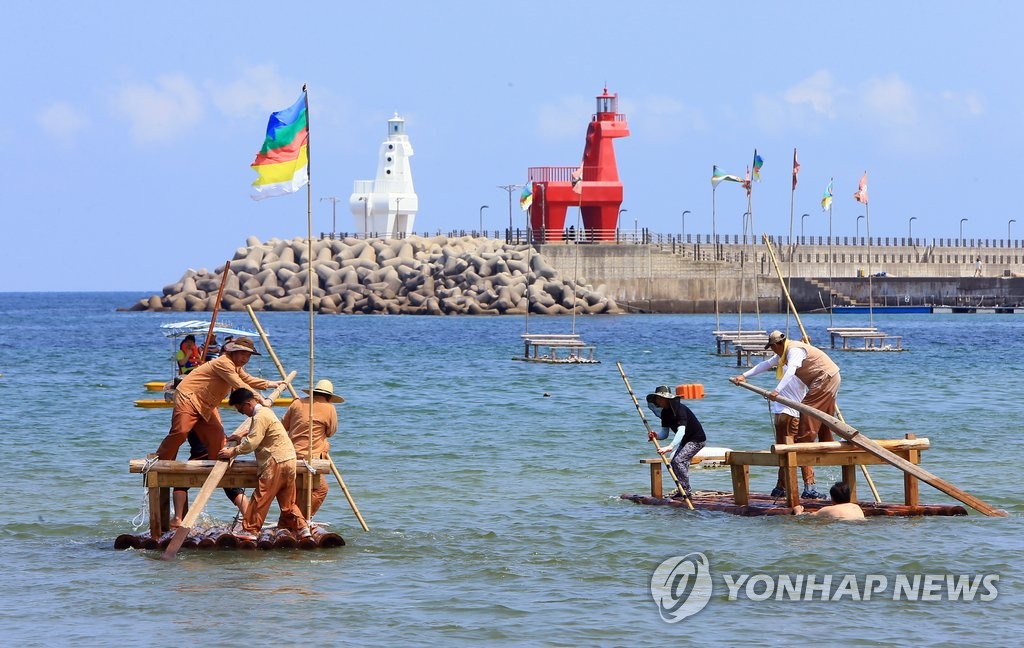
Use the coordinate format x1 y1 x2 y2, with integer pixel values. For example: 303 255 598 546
0 293 1020 646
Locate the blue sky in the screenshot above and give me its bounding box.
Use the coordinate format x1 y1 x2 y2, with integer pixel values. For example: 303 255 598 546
4 2 1021 291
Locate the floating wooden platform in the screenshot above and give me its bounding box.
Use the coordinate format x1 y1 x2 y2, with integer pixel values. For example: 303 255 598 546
134 396 295 409
826 326 904 352
114 524 345 551
513 333 599 364
620 491 967 517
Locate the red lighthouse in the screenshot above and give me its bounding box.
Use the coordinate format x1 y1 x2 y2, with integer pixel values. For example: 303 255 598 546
527 88 630 242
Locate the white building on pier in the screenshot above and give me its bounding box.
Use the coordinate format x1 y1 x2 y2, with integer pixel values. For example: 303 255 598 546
348 114 418 238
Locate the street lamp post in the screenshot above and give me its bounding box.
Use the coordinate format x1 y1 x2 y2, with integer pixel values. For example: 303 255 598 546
479 205 489 235
1009 219 1016 242
497 184 522 243
320 196 341 237
681 209 691 241
856 215 865 241
358 196 369 236
633 217 638 243
618 208 628 239
908 216 917 242
960 218 968 246
801 213 809 239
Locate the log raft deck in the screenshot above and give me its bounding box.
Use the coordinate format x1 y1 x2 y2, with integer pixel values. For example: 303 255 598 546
621 434 970 517
115 457 346 551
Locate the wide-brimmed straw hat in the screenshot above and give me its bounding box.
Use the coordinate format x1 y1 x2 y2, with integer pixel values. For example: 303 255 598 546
303 379 345 403
764 330 786 350
645 385 676 403
223 338 260 355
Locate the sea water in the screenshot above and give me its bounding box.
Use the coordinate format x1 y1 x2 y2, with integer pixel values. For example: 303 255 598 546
0 292 1020 646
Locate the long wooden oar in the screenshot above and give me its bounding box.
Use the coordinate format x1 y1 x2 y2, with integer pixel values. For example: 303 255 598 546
616 362 694 510
763 233 881 503
246 305 369 531
732 380 1006 517
327 455 369 531
161 375 295 560
199 260 232 363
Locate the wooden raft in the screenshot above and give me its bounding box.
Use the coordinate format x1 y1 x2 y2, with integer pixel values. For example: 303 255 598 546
115 524 344 551
513 333 598 364
622 435 968 517
826 327 904 352
126 457 341 547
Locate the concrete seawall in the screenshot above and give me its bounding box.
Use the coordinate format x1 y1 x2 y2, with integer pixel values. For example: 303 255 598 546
540 238 1024 312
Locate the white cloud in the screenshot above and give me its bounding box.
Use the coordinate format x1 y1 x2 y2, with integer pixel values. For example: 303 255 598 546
942 89 985 117
38 101 88 140
112 74 204 144
783 70 839 118
537 95 594 139
209 65 300 120
861 74 917 127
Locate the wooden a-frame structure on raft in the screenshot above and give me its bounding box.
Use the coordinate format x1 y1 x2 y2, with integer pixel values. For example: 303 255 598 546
118 308 370 554
621 383 1005 517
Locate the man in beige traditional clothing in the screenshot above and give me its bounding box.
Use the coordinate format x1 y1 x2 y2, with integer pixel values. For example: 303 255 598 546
282 379 344 518
733 329 841 499
218 388 309 540
155 337 283 461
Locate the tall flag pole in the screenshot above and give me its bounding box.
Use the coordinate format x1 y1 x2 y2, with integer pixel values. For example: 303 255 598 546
302 85 315 494
249 86 315 513
854 171 872 327
786 148 800 335
822 178 835 326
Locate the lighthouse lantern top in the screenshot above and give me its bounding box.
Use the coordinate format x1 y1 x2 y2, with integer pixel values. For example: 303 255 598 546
596 87 617 116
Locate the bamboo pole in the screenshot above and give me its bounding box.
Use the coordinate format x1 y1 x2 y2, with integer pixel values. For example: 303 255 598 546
199 260 231 362
327 455 369 531
763 233 881 502
732 380 1006 517
246 304 368 531
616 362 694 510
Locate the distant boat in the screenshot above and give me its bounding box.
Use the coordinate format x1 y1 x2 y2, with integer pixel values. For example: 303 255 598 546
136 319 287 408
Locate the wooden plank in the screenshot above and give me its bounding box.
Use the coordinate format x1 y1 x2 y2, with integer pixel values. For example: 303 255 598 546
733 380 1007 517
730 463 750 505
771 438 930 453
130 458 331 474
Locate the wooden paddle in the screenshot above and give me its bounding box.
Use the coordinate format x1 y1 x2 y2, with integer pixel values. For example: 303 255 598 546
616 362 694 510
160 373 295 560
732 379 1007 517
199 260 232 363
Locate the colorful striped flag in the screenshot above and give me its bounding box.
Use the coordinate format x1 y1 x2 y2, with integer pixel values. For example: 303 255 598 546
520 184 534 211
250 92 309 200
792 149 800 190
711 165 743 188
854 171 869 204
821 178 834 211
752 150 764 182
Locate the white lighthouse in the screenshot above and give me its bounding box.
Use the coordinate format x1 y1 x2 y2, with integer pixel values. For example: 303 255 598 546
349 113 419 238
